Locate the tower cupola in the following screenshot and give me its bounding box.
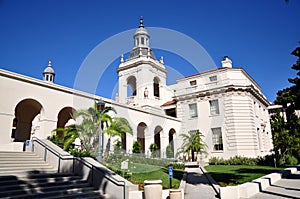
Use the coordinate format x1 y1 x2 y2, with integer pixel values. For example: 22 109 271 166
128 17 156 60
43 60 55 83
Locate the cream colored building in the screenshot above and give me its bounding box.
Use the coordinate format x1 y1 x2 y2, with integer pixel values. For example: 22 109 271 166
0 19 273 160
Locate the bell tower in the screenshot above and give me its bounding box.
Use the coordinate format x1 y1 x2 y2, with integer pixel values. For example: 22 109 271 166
117 17 170 110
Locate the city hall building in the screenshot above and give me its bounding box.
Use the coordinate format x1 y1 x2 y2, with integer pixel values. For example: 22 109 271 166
0 20 273 160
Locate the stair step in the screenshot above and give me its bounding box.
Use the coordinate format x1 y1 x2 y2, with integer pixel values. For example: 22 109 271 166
0 179 89 192
0 152 38 157
0 162 51 167
45 190 105 199
4 187 97 199
0 159 44 163
0 151 107 199
0 168 57 176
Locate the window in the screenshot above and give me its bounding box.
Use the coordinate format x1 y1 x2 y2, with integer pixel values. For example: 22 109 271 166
190 80 197 86
212 128 223 151
209 75 217 82
189 103 198 118
209 99 220 115
141 37 144 45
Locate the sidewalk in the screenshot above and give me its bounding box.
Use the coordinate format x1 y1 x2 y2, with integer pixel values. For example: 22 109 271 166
183 165 219 199
249 170 300 199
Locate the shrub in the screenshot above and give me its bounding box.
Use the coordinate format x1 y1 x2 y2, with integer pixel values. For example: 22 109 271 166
257 154 276 166
209 156 257 166
209 157 226 165
149 143 159 158
132 140 142 154
279 154 298 166
69 148 95 158
169 163 185 170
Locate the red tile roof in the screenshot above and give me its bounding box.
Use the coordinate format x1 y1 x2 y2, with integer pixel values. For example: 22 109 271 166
161 100 177 107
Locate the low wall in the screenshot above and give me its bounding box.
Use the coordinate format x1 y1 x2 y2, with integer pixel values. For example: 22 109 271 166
219 167 299 199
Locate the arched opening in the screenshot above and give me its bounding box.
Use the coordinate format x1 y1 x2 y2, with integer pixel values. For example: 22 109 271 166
127 76 137 97
137 122 147 153
122 132 127 152
154 126 162 158
14 99 43 142
168 128 176 158
153 77 160 98
57 107 76 129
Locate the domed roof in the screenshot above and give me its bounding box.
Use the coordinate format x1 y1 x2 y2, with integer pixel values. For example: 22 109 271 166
43 60 55 74
43 66 54 74
134 17 149 36
135 26 149 36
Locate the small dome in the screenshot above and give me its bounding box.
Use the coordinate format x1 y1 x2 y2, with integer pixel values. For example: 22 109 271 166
43 60 55 74
43 66 55 74
135 26 149 36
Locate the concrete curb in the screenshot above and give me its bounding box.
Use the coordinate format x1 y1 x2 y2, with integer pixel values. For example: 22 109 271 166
219 166 299 199
200 166 220 198
179 169 188 190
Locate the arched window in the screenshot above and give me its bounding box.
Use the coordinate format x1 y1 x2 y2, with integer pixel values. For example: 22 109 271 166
127 76 137 97
168 129 176 158
154 126 162 158
153 77 160 98
137 122 147 153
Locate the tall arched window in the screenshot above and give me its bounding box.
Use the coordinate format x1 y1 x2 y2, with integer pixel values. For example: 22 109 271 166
153 77 160 98
127 76 137 97
137 122 147 153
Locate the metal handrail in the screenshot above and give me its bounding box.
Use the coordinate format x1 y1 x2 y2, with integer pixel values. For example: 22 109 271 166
31 137 126 199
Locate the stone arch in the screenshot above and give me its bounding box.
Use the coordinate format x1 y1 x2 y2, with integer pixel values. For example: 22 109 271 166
168 128 176 158
153 76 160 98
57 107 76 129
127 76 137 97
154 126 163 157
14 98 43 142
137 122 147 153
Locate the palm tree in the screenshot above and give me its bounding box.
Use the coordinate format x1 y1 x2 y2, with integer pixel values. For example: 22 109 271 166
51 125 80 151
74 101 116 153
103 117 133 159
177 130 207 161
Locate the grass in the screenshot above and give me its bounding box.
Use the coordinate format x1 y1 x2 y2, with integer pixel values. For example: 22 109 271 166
108 161 184 190
129 163 184 189
204 165 284 187
105 154 184 190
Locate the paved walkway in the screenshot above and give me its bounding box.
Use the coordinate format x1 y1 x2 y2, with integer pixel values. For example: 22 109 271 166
184 166 219 199
249 171 300 199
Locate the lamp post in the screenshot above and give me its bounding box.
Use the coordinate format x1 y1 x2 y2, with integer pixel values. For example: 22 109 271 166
97 99 105 163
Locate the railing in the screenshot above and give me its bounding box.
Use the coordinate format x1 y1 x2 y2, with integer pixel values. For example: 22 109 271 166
31 137 126 199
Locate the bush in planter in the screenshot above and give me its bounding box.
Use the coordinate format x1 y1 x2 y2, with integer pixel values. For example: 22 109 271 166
132 140 142 154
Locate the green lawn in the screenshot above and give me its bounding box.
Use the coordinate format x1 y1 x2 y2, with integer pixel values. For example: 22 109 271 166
204 165 284 187
111 162 184 190
129 164 184 189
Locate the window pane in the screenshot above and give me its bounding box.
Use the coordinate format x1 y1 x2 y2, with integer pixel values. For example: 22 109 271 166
189 103 198 118
212 127 223 151
209 75 217 82
190 80 196 86
210 99 220 115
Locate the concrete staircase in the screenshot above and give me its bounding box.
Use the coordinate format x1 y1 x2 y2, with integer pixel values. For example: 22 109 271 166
0 151 105 198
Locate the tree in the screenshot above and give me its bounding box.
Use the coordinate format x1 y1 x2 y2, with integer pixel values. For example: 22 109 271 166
74 102 116 153
272 44 300 164
103 117 133 158
177 130 207 161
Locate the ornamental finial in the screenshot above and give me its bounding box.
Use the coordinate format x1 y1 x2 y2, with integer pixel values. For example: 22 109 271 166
139 16 144 28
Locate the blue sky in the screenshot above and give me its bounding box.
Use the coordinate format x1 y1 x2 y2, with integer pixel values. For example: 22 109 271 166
0 0 299 102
